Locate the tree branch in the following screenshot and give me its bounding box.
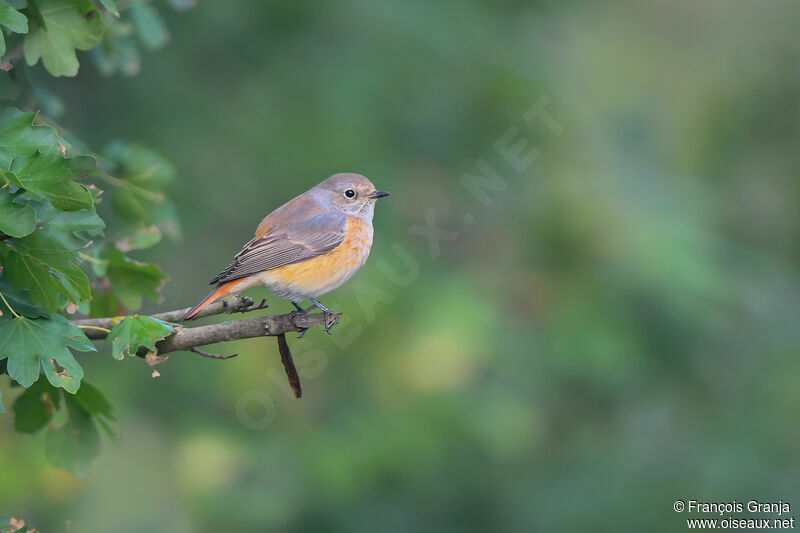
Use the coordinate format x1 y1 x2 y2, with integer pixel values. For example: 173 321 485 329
72 296 340 357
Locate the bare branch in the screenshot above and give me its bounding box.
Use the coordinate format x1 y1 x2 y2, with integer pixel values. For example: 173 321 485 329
72 299 340 357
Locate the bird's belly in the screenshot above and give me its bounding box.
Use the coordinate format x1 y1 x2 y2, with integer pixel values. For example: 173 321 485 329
256 218 373 301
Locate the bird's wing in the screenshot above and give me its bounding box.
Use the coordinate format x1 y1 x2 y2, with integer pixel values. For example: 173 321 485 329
209 213 347 284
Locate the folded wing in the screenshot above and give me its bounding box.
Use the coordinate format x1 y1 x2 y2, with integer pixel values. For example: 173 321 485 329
209 213 348 285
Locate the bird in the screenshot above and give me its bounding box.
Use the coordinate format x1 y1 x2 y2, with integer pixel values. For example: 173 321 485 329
182 173 390 333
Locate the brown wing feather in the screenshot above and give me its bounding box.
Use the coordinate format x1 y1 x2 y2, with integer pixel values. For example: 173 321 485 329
209 213 347 285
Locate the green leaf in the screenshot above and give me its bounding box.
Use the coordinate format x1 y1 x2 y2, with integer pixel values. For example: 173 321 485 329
0 0 27 33
102 246 167 310
0 0 28 56
0 386 5 412
4 249 65 313
107 314 173 359
0 276 48 318
72 379 113 419
12 378 60 433
129 1 167 50
92 22 141 76
0 108 63 171
111 184 160 225
4 229 91 312
105 141 175 228
106 140 175 189
0 315 94 393
98 0 119 17
23 0 106 77
84 286 116 317
6 151 95 211
116 225 161 251
45 394 100 476
0 187 36 238
30 197 105 249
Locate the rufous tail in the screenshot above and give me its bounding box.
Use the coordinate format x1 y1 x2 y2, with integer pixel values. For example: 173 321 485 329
182 281 238 321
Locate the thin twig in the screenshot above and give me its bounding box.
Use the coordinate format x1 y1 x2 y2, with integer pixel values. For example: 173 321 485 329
190 347 238 359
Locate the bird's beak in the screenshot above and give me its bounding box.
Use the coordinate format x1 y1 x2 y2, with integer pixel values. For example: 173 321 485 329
367 190 390 199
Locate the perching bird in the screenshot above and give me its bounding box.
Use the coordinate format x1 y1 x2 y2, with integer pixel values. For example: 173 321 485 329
182 173 389 331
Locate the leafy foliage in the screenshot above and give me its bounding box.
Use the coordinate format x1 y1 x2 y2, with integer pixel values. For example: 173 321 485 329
0 0 187 475
0 187 35 237
12 378 113 476
44 392 102 475
0 108 60 170
6 150 95 210
101 245 168 311
0 0 27 56
0 314 93 392
23 0 105 77
108 314 175 359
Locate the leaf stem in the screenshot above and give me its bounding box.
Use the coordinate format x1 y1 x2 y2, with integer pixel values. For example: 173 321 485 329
77 252 104 264
93 170 164 202
77 325 111 333
0 290 21 318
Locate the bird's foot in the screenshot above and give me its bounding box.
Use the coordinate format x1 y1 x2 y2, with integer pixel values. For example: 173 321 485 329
322 310 341 334
309 298 340 335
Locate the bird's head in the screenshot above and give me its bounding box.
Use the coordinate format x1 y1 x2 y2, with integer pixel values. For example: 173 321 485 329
316 173 390 219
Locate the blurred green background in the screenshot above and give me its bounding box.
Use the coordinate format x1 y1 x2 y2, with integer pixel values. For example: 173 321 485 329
3 0 800 531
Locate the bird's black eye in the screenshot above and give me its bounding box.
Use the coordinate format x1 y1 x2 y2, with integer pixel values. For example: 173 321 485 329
344 189 356 198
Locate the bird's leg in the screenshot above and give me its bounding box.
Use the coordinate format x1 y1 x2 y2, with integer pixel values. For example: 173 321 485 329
309 298 339 334
289 301 309 338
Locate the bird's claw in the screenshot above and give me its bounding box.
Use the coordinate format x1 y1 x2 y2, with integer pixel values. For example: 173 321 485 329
289 306 339 335
323 311 339 334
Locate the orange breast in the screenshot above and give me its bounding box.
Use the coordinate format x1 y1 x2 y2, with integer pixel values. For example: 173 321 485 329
256 217 374 300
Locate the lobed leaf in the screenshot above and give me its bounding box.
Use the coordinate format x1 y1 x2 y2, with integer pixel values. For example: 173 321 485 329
107 314 174 359
0 108 63 171
6 151 96 211
23 0 106 77
0 315 94 393
4 229 91 312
